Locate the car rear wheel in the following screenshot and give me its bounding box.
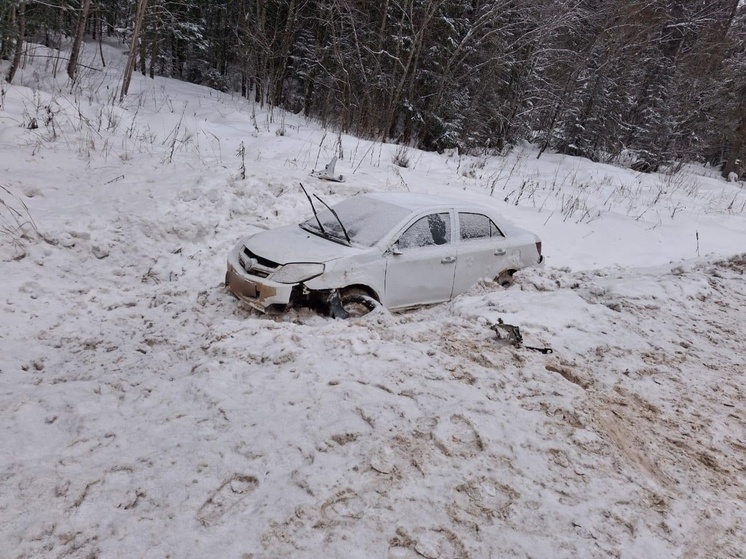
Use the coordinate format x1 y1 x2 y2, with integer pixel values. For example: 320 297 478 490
340 288 379 318
496 270 515 288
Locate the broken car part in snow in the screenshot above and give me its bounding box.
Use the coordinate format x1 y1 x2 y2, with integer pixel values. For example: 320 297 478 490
491 319 553 354
311 156 346 182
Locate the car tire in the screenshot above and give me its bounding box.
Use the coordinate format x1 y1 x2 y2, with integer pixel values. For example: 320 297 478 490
340 288 379 318
496 270 515 288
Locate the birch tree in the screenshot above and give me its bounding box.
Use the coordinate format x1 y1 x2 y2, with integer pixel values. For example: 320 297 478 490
120 0 148 100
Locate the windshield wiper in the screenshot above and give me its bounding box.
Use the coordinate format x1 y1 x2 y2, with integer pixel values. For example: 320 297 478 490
299 182 327 237
313 193 351 245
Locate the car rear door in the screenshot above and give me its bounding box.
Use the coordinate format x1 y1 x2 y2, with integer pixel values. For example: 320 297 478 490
384 211 457 308
452 212 512 296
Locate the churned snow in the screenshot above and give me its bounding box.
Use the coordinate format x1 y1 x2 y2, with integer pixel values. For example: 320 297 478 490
1 42 744 559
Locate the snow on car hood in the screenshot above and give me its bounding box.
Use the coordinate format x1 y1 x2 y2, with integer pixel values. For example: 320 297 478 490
243 224 357 265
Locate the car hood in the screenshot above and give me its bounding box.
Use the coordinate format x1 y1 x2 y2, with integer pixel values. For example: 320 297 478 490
243 224 356 265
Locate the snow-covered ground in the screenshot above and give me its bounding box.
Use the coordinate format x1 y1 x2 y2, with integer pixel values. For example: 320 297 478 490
1 43 744 559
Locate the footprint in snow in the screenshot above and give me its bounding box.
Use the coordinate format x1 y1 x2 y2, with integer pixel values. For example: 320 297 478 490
432 414 484 457
370 445 396 475
388 526 468 559
319 488 366 525
449 477 518 526
197 474 258 527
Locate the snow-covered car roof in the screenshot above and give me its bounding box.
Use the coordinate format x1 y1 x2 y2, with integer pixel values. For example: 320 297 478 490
363 191 491 212
299 192 508 249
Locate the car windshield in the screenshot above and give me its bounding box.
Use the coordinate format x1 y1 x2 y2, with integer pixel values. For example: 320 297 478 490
300 196 410 247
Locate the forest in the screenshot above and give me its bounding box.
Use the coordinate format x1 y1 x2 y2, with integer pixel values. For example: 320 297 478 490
2 0 746 179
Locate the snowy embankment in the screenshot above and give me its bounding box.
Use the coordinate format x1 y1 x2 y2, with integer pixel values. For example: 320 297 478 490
1 43 744 558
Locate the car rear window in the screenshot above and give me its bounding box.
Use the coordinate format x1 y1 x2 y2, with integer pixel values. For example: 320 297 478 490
300 196 411 247
459 212 504 241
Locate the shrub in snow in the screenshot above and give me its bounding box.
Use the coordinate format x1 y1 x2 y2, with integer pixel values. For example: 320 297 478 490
0 185 37 260
392 145 410 168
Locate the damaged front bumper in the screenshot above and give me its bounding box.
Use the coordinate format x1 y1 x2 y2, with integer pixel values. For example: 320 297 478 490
225 246 294 312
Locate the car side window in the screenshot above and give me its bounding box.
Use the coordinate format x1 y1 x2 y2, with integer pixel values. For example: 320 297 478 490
397 213 451 249
459 212 504 241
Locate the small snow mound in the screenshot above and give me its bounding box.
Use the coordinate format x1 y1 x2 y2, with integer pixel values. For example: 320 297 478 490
513 266 579 292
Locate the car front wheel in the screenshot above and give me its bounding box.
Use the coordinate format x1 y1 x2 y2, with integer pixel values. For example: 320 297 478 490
340 287 379 318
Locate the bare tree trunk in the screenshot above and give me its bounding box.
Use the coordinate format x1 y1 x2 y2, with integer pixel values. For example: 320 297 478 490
722 108 746 179
67 0 92 81
384 0 441 140
149 20 158 79
271 0 298 106
139 26 147 75
98 14 106 67
120 0 148 101
377 0 389 52
537 72 576 160
6 1 26 84
255 0 267 107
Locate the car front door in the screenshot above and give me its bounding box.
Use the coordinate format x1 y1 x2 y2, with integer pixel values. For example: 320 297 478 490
384 211 456 308
452 212 511 295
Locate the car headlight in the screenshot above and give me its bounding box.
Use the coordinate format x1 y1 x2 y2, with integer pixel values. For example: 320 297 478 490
271 262 325 284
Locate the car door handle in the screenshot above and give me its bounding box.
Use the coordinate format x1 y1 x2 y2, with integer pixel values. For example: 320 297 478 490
441 256 456 264
494 249 506 256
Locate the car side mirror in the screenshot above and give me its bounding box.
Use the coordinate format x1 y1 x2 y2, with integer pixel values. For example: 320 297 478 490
388 243 403 256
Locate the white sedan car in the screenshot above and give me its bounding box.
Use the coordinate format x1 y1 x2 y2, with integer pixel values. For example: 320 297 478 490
226 191 543 318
